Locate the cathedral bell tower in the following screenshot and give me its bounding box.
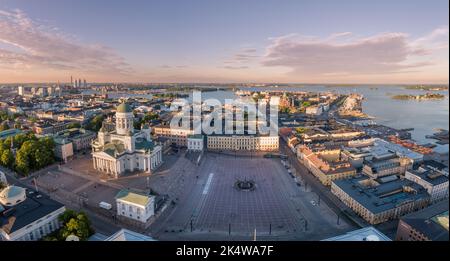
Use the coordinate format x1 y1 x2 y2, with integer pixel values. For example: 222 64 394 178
115 101 134 135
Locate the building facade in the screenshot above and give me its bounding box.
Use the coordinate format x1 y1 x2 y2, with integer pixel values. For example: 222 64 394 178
115 189 155 224
0 186 66 241
331 176 430 224
54 128 96 152
298 145 357 186
207 135 279 151
396 199 449 241
187 135 204 151
362 155 409 178
153 125 194 147
54 138 74 162
405 167 449 203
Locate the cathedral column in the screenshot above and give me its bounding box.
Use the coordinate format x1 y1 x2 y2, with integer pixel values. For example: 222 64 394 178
149 157 152 172
144 157 147 172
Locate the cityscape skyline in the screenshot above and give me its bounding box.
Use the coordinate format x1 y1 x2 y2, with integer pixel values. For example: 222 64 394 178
0 0 449 84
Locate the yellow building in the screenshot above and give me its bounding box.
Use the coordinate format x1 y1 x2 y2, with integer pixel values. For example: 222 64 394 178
298 145 357 186
153 125 194 147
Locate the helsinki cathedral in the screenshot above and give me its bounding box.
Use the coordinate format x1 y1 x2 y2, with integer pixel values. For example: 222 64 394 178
91 102 162 178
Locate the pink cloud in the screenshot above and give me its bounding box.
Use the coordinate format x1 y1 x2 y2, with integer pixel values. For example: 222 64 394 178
0 9 130 74
262 30 446 76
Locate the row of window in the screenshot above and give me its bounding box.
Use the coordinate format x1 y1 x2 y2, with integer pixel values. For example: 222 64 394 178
21 219 57 241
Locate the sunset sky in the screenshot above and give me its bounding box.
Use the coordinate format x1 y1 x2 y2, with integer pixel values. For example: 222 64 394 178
0 0 448 84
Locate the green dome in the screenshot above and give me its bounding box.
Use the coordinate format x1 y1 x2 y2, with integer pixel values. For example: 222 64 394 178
116 102 132 113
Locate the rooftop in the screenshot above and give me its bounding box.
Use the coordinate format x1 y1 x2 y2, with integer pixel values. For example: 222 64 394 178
323 226 392 241
373 138 423 161
400 199 449 241
103 142 126 157
407 167 449 186
116 102 132 113
105 229 156 241
135 137 155 151
54 128 95 140
187 134 204 139
0 188 65 234
115 189 153 207
332 176 430 214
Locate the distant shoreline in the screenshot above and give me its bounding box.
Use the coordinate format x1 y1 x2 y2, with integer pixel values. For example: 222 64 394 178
391 93 446 101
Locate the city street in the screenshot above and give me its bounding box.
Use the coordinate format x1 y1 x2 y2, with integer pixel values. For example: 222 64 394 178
279 139 366 228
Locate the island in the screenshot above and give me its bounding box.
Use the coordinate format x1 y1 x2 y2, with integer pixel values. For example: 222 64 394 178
391 93 446 100
403 85 448 91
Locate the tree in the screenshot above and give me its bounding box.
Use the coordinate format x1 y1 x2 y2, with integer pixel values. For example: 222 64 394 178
15 140 35 175
0 111 8 121
295 127 307 135
143 112 159 122
66 122 81 129
86 115 105 132
0 122 9 132
13 133 29 149
301 101 311 108
15 148 30 175
33 137 54 170
14 122 21 129
58 210 94 241
59 209 77 224
1 149 14 168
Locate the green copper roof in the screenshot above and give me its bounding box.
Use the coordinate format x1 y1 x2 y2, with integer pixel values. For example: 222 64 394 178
135 137 154 151
115 189 151 207
103 141 125 157
116 102 132 113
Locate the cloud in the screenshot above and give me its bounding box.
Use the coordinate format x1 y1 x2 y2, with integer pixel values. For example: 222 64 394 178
412 26 449 50
159 65 188 69
222 65 249 70
223 47 260 65
262 29 447 76
0 9 130 75
241 48 257 53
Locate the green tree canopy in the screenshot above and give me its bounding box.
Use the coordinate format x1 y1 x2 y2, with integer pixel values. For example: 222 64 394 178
86 115 105 132
66 122 81 129
58 210 94 241
0 149 14 168
0 122 9 132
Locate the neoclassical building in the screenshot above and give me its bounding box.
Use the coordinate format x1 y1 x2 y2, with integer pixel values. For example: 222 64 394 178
207 135 279 151
91 102 162 178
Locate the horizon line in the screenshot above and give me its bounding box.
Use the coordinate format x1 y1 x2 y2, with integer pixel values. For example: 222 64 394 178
1 82 449 86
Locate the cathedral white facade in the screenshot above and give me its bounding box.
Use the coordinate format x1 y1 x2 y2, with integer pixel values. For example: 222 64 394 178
91 102 162 178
